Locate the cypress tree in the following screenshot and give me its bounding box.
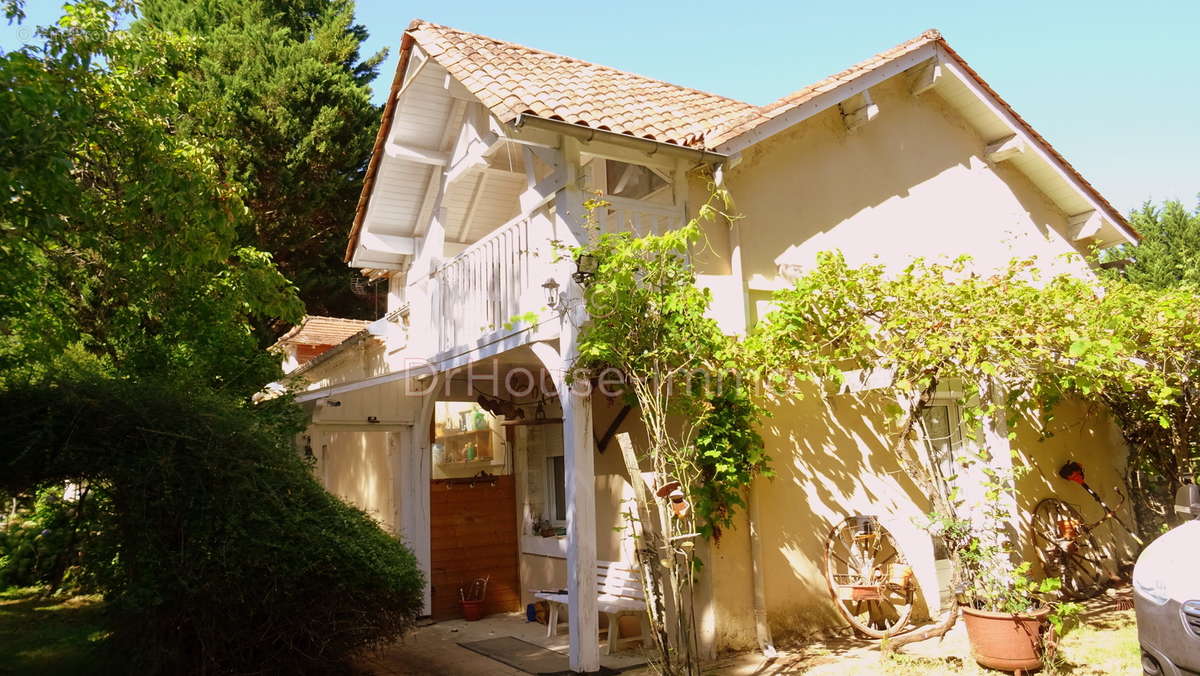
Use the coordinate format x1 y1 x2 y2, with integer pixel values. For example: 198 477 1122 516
137 0 386 321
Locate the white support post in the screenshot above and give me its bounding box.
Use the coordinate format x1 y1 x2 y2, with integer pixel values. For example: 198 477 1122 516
404 377 439 616
554 134 601 673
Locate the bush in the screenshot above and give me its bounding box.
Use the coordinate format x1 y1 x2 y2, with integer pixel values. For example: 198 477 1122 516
0 377 423 674
0 484 112 591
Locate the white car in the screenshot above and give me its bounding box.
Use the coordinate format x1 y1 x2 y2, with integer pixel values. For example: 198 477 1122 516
1133 482 1200 676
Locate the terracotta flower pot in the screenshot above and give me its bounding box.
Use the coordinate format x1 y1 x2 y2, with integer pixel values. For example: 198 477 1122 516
961 605 1050 674
461 599 485 621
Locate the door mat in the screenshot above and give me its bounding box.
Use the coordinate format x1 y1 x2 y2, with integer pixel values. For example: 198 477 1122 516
458 636 631 675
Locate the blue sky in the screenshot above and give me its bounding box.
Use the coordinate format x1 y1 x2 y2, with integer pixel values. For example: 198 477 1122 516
5 1 1197 213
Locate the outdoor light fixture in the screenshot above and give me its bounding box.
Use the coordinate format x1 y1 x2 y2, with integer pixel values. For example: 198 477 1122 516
572 253 598 286
541 277 560 307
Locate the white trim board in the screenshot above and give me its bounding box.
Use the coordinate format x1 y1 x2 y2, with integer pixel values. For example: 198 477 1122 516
714 43 938 156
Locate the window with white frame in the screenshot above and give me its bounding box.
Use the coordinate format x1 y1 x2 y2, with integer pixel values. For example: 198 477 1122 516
605 160 668 200
545 454 566 525
580 157 671 202
919 399 964 499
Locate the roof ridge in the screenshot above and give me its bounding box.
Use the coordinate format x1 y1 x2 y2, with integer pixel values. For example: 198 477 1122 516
759 28 943 114
409 20 756 109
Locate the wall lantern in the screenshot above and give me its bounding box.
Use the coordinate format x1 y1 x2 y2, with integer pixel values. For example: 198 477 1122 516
572 253 598 286
541 277 560 307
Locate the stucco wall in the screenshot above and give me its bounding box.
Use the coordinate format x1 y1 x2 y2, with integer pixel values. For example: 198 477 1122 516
689 74 1132 648
725 75 1093 295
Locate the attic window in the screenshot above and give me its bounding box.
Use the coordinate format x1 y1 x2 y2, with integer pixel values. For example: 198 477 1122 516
605 160 668 200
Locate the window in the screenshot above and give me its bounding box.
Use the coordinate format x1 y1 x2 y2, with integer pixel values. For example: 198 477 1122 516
919 401 963 498
605 160 668 200
546 455 566 524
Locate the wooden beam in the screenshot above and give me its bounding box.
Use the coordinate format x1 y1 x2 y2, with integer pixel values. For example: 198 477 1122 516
911 58 942 95
839 90 879 133
1068 210 1104 240
395 49 429 100
984 134 1027 163
384 141 449 165
457 171 489 241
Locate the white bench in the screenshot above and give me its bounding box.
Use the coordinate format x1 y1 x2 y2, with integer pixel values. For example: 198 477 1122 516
535 560 651 654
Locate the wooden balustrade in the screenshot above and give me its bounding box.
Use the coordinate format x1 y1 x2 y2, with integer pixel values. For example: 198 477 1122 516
427 197 683 355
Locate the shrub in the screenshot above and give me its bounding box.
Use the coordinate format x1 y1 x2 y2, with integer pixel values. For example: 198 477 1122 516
0 484 112 591
0 377 423 674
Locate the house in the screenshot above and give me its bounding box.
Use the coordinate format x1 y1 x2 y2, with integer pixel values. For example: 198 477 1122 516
287 20 1141 672
272 315 370 372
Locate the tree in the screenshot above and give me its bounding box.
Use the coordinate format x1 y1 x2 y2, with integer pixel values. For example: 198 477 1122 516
1109 198 1200 289
0 0 302 394
135 0 386 321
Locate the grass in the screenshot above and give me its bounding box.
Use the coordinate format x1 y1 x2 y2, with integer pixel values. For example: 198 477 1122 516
0 586 111 676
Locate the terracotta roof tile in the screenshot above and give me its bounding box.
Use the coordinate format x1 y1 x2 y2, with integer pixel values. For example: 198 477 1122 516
408 21 757 147
272 315 370 350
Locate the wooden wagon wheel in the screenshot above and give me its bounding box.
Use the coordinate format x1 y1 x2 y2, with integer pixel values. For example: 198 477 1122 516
1031 498 1107 600
823 516 916 639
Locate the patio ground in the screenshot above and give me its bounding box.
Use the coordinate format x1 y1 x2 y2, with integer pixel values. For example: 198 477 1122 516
354 611 652 675
711 593 1138 675
356 591 1139 675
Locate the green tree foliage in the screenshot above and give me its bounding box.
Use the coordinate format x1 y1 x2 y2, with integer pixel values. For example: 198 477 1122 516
0 376 424 674
0 0 302 393
570 192 769 675
1114 199 1200 289
571 193 770 542
136 0 386 319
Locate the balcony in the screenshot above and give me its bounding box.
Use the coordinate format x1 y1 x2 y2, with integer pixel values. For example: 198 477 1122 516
425 195 684 357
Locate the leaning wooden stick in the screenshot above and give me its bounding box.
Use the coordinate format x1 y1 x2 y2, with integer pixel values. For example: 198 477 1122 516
616 432 673 671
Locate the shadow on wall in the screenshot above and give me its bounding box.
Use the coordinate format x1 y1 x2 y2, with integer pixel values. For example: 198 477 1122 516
738 387 1135 643
1011 398 1138 573
751 386 935 641
322 430 394 531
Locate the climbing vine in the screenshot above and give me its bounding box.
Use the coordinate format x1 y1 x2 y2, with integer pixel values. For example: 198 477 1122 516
567 187 768 674
749 250 1200 646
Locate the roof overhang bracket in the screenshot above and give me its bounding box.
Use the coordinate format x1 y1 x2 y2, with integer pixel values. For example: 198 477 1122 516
839 90 879 133
911 58 943 96
1067 210 1106 241
984 134 1028 163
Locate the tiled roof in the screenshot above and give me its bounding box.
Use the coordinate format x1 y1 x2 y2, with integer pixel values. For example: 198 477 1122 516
706 30 943 147
273 315 370 349
346 22 1134 261
408 21 758 148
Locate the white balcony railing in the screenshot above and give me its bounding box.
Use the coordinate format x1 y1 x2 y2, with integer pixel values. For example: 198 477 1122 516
594 196 683 236
429 197 684 355
432 211 551 353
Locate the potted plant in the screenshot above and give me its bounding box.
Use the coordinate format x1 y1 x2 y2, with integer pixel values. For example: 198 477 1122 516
459 576 489 621
920 463 1080 673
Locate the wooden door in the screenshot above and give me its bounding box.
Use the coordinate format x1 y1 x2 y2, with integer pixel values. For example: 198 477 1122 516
429 474 520 620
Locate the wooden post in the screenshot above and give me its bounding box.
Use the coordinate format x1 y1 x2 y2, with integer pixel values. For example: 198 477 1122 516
555 140 600 672
404 378 439 616
616 433 672 665
561 313 599 672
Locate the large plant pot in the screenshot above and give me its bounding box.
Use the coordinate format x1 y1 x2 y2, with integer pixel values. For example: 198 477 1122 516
961 605 1050 673
461 599 485 621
